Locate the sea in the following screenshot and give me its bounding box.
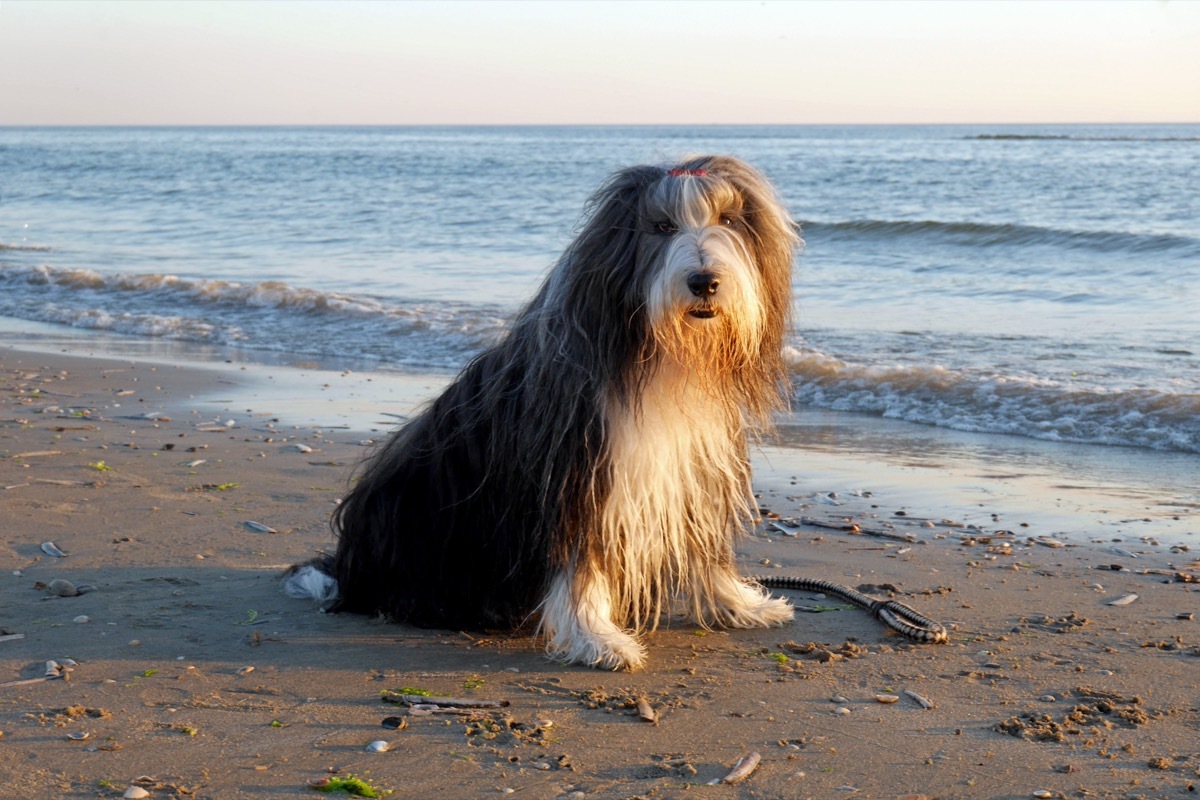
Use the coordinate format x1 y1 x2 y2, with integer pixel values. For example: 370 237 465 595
1 125 1197 529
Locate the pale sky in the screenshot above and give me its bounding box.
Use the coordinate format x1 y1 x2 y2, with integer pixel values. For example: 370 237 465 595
1 0 1197 125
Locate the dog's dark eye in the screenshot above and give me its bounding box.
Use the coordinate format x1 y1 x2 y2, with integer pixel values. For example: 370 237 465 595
720 215 741 228
652 221 677 235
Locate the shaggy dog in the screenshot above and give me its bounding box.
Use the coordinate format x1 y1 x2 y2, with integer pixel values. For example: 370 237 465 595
285 155 801 670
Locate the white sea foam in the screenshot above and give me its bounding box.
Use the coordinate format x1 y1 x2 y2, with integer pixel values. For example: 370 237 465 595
0 264 508 369
784 347 1200 454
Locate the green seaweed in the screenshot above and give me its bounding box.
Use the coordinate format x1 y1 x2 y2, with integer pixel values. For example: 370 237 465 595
309 774 387 798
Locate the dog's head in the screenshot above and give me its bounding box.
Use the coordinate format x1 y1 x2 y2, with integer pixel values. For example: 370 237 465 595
549 156 799 408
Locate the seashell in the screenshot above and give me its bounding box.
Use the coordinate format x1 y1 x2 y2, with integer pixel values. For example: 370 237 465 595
45 660 61 677
236 666 254 676
1033 792 1053 799
875 694 900 703
831 695 849 704
48 579 79 597
365 739 390 753
1176 612 1194 620
288 443 314 453
41 541 68 558
636 697 658 724
123 788 151 800
381 716 408 730
73 615 90 624
75 584 97 594
1034 537 1064 548
243 521 277 534
182 459 207 467
834 706 851 715
67 731 90 740
709 751 761 785
1108 594 1138 606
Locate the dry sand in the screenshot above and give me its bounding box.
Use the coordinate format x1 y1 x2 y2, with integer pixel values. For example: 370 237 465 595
2 347 1198 800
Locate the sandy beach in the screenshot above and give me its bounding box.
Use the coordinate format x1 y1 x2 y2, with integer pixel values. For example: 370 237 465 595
2 345 1198 800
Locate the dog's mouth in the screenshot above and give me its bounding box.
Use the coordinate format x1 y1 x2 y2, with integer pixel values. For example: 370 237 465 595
688 307 719 319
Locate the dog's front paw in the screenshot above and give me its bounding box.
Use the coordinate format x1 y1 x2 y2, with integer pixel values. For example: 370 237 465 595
591 631 647 671
546 628 646 671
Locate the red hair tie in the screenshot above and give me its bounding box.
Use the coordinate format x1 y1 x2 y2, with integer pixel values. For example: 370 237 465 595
667 169 708 177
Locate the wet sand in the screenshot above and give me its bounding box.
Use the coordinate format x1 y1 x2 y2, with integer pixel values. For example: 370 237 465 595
1 346 1198 799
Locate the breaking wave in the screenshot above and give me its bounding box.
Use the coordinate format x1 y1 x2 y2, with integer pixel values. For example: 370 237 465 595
785 347 1200 454
0 264 509 369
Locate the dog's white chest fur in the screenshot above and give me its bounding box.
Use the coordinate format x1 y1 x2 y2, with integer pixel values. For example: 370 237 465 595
539 363 793 671
601 365 750 621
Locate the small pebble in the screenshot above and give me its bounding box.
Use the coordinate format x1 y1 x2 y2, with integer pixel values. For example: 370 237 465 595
834 706 851 715
48 579 79 597
1040 695 1057 702
875 694 899 704
365 740 390 753
124 788 150 800
831 695 849 704
73 615 90 624
1176 612 1194 620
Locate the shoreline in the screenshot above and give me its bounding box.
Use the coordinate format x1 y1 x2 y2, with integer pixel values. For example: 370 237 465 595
2 342 1199 798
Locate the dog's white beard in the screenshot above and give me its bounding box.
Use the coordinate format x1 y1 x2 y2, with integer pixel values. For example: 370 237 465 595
646 227 766 369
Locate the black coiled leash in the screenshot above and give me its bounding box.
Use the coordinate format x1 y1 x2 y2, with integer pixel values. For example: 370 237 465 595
752 575 949 644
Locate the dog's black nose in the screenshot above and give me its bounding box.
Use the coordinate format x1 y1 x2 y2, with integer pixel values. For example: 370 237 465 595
686 272 720 297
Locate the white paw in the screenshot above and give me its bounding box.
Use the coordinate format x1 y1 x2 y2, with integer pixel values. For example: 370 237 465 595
546 629 647 671
710 587 795 629
740 594 795 628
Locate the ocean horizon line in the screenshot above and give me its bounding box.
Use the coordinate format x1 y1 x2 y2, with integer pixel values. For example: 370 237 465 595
2 121 1199 130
